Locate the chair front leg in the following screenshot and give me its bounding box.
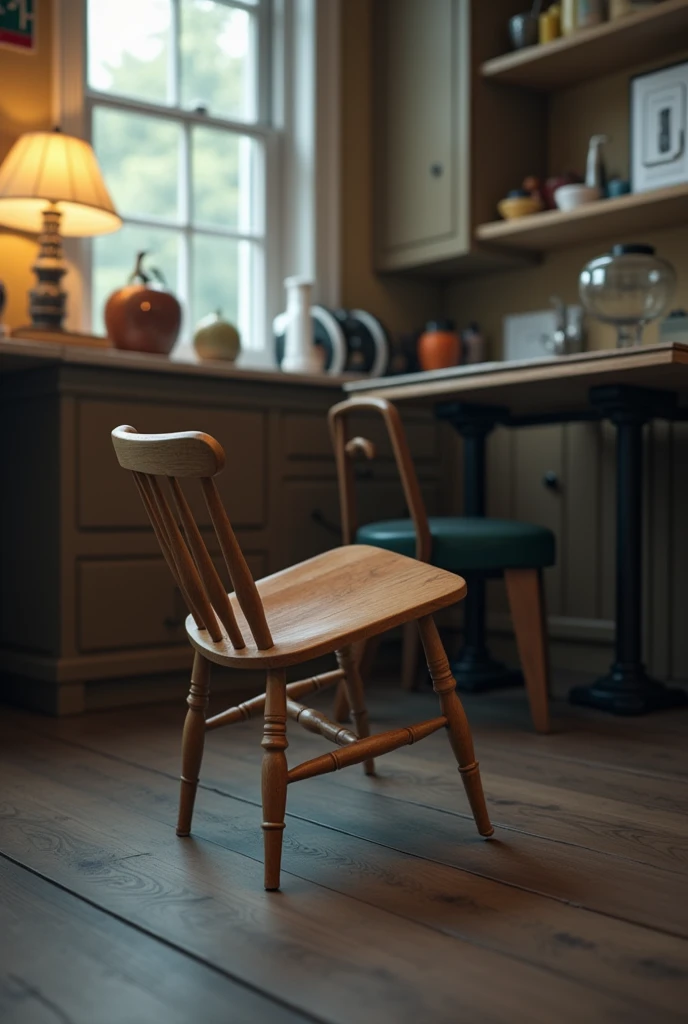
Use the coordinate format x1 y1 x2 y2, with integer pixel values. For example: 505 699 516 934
177 652 211 837
336 646 374 775
262 668 289 891
417 615 494 838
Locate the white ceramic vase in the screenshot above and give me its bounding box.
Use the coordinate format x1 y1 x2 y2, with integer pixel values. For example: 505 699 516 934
281 276 321 374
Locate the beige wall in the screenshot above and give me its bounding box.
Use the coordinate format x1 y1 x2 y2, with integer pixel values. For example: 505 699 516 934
447 54 688 354
0 0 53 331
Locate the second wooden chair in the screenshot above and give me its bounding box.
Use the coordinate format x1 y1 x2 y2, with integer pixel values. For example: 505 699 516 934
329 397 554 733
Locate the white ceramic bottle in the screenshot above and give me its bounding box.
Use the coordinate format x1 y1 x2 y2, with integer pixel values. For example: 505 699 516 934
281 276 321 374
561 0 577 34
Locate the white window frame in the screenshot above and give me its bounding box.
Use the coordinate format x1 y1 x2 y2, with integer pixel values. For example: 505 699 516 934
52 0 340 367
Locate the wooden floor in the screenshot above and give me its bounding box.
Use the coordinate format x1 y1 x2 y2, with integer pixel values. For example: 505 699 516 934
1 674 688 1023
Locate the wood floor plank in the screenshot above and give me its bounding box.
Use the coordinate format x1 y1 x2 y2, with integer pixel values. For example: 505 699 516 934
8 723 688 1014
0 736 681 1024
0 855 308 1024
19 697 688 818
399 690 688 777
221 727 688 875
37 704 688 916
137 704 688 875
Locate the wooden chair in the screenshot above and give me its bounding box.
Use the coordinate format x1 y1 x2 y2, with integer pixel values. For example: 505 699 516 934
111 424 493 891
329 397 553 734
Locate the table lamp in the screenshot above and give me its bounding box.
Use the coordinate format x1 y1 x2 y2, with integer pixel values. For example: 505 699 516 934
0 128 121 332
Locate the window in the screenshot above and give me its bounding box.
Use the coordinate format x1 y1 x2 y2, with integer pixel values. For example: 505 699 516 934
86 0 271 353
55 0 340 361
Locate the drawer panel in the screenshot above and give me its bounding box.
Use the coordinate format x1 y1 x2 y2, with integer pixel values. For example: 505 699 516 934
78 551 268 653
79 558 187 652
78 399 266 529
277 478 441 570
283 411 438 462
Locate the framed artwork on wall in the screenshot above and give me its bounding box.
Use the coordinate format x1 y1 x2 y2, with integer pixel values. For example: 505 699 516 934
631 60 688 193
0 0 35 52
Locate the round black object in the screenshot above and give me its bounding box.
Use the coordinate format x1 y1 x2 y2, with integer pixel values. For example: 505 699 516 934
334 308 390 376
611 244 655 256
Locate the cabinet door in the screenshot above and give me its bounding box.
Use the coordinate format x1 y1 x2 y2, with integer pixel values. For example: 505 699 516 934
374 0 469 270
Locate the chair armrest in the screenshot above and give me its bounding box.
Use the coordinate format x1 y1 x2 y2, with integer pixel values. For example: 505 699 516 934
328 396 432 562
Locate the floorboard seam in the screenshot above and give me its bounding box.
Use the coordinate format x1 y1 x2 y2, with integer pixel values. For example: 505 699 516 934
185 827 687 1016
0 849 326 1024
6 724 687 944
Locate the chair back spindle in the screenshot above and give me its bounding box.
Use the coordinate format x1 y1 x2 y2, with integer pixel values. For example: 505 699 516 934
111 425 274 651
201 478 273 650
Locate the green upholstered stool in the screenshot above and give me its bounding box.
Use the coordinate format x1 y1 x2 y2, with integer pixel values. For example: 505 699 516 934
330 396 554 733
357 517 555 574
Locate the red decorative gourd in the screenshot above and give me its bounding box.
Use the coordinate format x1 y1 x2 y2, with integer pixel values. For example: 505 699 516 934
105 251 181 355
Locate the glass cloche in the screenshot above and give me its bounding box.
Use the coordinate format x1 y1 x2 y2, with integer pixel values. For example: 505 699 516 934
578 244 677 348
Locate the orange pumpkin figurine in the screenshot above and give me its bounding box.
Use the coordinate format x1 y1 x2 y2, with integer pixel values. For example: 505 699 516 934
418 319 461 371
105 251 182 355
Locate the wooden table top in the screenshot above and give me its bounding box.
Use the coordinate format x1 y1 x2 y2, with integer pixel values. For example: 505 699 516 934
345 343 688 418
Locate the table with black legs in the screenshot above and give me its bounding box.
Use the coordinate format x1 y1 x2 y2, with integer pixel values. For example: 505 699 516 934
345 343 688 715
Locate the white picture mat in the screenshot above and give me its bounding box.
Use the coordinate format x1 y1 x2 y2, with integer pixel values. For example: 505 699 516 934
632 62 688 193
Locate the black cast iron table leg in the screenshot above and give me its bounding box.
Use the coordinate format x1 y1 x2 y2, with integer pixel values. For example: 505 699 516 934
438 402 522 693
570 385 687 715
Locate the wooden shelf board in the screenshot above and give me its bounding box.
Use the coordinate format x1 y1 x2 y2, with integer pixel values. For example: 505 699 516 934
481 0 688 90
475 183 688 253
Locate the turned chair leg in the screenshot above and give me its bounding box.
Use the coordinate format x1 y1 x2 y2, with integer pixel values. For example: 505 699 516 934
417 616 494 838
262 668 289 891
401 620 420 691
333 680 351 723
177 652 211 837
336 646 374 775
504 568 551 734
334 636 381 722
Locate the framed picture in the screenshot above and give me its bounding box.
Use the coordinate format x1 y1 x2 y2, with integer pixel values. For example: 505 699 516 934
0 0 35 52
631 61 688 193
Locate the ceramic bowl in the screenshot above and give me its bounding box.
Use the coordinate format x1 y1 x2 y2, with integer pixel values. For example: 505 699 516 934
554 184 601 212
498 195 543 220
509 12 539 49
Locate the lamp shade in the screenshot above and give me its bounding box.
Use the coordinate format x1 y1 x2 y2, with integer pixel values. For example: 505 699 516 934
0 129 121 236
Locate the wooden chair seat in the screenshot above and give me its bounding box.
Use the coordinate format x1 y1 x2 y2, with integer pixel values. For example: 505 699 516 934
187 545 466 669
110 423 493 892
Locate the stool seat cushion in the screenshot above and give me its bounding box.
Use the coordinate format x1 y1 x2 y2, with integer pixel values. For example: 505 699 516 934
356 517 555 572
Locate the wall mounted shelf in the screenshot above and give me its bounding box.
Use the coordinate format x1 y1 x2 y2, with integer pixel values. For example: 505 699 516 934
481 0 688 91
475 183 688 254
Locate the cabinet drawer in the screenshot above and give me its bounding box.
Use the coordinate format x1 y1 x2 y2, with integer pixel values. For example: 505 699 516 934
283 412 438 463
277 478 441 569
79 558 187 652
78 552 268 653
78 399 266 529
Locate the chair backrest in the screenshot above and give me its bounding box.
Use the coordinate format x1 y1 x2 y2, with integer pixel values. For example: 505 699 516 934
328 396 432 562
111 425 273 650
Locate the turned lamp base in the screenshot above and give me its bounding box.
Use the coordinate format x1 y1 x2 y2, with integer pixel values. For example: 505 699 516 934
29 203 68 330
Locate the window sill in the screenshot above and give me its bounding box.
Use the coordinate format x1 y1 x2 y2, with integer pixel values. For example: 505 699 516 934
1 336 361 389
